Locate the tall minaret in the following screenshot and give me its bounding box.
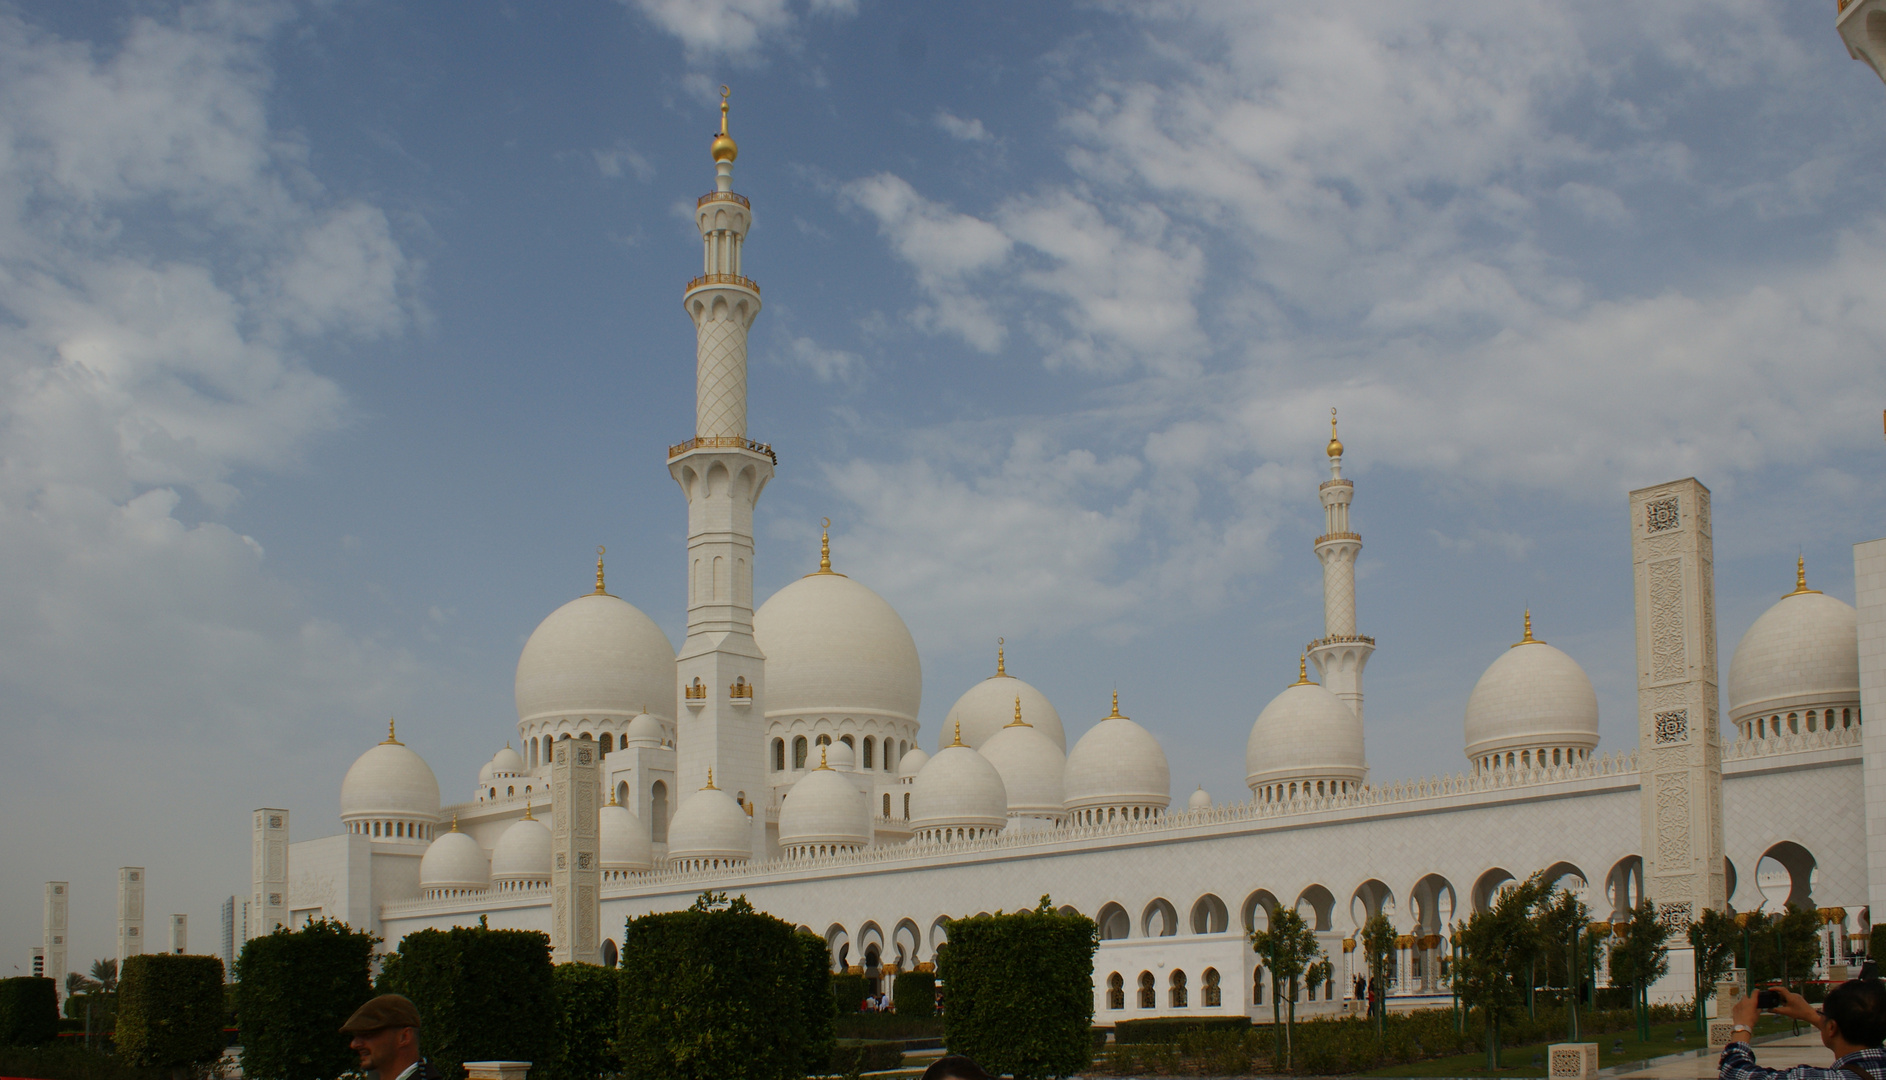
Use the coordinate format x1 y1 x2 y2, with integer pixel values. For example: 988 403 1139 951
1307 410 1374 720
668 87 772 844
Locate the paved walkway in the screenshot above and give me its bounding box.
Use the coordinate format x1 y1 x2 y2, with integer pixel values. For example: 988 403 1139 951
1607 1031 1829 1079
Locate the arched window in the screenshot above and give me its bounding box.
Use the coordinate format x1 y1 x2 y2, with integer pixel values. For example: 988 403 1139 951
1137 971 1156 1009
817 733 832 747
489 787 496 799
616 781 628 807
863 737 875 770
1253 967 1264 1004
772 738 785 771
651 780 669 843
600 733 613 754
882 793 891 817
1203 968 1221 1007
601 939 618 968
1106 972 1125 1010
899 740 908 765
1789 712 1800 734
1170 969 1188 1008
792 736 808 769
903 793 910 819
507 785 514 796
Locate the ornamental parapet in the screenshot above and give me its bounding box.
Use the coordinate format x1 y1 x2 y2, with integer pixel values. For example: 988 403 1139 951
668 435 777 464
684 273 760 295
1309 634 1376 650
696 190 751 210
1315 532 1362 545
1318 479 1353 491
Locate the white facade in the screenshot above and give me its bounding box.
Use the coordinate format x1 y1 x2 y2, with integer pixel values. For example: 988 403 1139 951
272 102 1876 1017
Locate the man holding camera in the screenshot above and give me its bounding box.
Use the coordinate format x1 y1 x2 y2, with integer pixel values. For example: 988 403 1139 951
1721 981 1886 1080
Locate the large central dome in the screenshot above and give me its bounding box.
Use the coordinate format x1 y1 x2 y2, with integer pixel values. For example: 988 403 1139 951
752 553 921 724
515 588 676 728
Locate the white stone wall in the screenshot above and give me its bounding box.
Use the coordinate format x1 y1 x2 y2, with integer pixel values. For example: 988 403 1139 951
1857 538 1886 915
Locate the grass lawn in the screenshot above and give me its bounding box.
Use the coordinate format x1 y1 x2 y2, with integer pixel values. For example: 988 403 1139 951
1361 1016 1798 1077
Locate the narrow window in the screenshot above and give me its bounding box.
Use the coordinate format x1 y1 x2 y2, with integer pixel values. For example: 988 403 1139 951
1203 968 1222 1007
600 733 613 754
1107 972 1125 1010
863 737 875 770
1138 971 1156 1009
1170 969 1188 1008
651 780 669 843
793 736 808 769
772 738 785 771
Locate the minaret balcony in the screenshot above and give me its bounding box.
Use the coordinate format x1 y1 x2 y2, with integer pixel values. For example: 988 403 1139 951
1314 531 1361 545
667 435 777 464
1308 634 1376 649
684 273 760 296
1318 478 1353 491
696 190 751 210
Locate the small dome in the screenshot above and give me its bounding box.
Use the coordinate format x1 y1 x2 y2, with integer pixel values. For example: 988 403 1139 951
490 814 552 882
490 744 525 775
478 759 494 783
778 765 872 850
419 826 489 891
623 713 665 748
910 743 1008 833
1188 786 1212 811
896 746 930 781
340 725 441 823
515 591 675 728
942 649 1064 750
1246 677 1366 790
978 710 1066 818
1463 616 1600 763
599 800 653 871
827 740 857 771
1727 564 1859 728
753 565 922 726
667 781 752 863
1063 696 1170 813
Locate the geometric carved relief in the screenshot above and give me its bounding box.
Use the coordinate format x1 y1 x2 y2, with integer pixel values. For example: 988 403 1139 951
1654 710 1689 744
1649 559 1685 682
1656 772 1690 864
1646 496 1681 533
1657 901 1694 931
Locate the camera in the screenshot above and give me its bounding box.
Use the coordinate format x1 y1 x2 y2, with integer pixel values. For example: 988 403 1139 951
1756 989 1783 1009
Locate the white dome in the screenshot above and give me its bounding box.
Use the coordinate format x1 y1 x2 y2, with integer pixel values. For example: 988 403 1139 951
599 800 653 871
752 568 921 723
827 740 857 771
419 827 489 890
340 729 441 822
910 744 1008 832
478 759 494 782
943 667 1064 751
1246 679 1366 790
1188 787 1212 811
1063 699 1170 812
515 591 675 727
778 765 872 849
896 746 929 780
490 814 552 881
490 744 525 775
1727 573 1859 728
623 713 665 748
1463 623 1600 762
978 718 1066 818
667 784 752 863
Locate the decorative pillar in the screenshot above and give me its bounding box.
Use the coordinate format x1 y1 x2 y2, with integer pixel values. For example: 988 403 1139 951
1342 936 1356 998
168 915 187 955
1395 933 1414 992
550 738 602 965
1629 480 1725 928
117 868 145 969
251 809 289 939
42 883 67 1002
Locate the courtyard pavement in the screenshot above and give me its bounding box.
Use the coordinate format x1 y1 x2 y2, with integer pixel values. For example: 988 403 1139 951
1605 1030 1829 1079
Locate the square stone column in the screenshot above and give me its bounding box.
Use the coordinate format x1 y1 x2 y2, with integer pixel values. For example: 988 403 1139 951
1629 479 1726 924
117 868 145 969
549 739 601 965
42 882 67 1000
1856 539 1886 916
251 809 289 939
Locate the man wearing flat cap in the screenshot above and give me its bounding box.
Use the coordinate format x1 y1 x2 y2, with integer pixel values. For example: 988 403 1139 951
342 994 443 1080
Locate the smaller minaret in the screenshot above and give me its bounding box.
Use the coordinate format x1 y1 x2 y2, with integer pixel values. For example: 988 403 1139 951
1308 409 1375 721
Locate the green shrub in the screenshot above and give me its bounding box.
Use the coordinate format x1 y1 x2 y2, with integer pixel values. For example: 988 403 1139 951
617 893 830 1080
63 992 116 1032
116 955 225 1070
830 973 868 1014
0 977 60 1047
1871 925 1886 965
892 971 935 1018
237 919 375 1080
939 896 1099 1080
1112 1016 1251 1044
0 1043 163 1080
542 964 618 1080
376 925 556 1079
831 1039 904 1073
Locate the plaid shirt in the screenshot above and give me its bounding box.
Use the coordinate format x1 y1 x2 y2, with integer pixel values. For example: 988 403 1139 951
1719 1040 1886 1080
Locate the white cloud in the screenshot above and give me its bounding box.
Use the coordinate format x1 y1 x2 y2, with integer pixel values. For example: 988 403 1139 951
934 109 991 143
593 140 654 181
842 173 1011 352
624 0 857 60
784 335 865 384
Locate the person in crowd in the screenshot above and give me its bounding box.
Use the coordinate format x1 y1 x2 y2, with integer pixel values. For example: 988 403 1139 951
342 994 445 1080
1720 981 1886 1080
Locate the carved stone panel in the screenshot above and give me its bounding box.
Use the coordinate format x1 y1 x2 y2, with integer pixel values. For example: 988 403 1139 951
1649 559 1685 682
1656 773 1690 865
1646 496 1681 533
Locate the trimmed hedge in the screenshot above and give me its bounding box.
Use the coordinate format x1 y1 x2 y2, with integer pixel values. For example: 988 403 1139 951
541 964 619 1080
64 992 116 1033
116 955 226 1070
618 893 830 1080
1872 925 1886 966
939 897 1099 1080
1113 1016 1252 1044
237 919 376 1080
892 971 936 1018
831 1039 903 1073
0 977 59 1046
831 973 869 1014
377 926 556 1079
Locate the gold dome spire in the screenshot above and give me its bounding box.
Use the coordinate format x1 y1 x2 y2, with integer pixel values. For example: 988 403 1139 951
523 797 535 821
711 85 738 163
950 717 965 747
594 545 607 595
449 813 459 832
382 718 401 745
1005 695 1029 728
818 745 830 770
1327 408 1343 459
704 768 718 790
1108 689 1123 719
1293 655 1313 685
1787 555 1822 597
996 637 1007 677
1512 609 1544 647
806 518 845 576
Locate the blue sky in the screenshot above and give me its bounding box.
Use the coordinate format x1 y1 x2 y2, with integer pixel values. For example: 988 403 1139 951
3 0 1884 970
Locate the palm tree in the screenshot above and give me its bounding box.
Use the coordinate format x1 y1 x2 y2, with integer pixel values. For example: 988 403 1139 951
64 971 100 997
89 958 117 993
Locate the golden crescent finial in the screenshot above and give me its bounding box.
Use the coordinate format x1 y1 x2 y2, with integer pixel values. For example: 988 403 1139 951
450 813 459 832
1109 689 1121 718
523 796 534 821
595 545 607 595
705 768 716 790
1294 655 1312 685
1327 408 1344 458
720 86 731 133
1788 555 1820 597
951 717 964 747
711 86 738 162
1513 609 1544 647
819 745 829 770
996 637 1007 677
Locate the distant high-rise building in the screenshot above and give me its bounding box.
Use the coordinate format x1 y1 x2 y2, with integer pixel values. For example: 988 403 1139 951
117 868 145 969
220 895 249 978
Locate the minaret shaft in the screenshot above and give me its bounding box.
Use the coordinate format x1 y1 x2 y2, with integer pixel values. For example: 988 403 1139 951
1307 414 1373 722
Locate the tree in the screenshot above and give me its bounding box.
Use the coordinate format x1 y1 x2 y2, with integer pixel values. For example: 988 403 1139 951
1688 909 1739 1033
377 924 556 1079
90 960 118 995
237 919 376 1080
63 973 99 998
1251 906 1322 1068
541 964 619 1080
0 977 59 1047
1535 886 1591 1039
938 896 1099 1080
1454 871 1552 1068
1607 901 1671 1042
1361 912 1396 1033
117 954 226 1074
